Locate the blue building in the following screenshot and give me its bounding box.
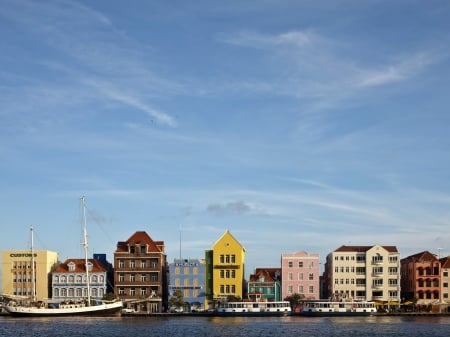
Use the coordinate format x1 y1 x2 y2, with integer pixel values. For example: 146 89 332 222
169 258 206 311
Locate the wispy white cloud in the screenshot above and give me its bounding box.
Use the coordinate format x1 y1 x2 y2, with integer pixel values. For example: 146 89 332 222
219 29 443 111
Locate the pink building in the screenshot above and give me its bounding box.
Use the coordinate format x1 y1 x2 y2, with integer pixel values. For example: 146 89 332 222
281 251 320 300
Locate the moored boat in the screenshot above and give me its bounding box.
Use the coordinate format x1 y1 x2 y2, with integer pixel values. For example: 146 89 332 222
216 301 292 317
300 300 376 316
3 196 123 317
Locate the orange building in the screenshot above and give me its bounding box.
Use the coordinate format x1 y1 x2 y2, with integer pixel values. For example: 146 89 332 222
401 251 440 305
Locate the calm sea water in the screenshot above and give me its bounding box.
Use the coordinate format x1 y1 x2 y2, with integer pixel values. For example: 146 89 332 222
1 315 450 337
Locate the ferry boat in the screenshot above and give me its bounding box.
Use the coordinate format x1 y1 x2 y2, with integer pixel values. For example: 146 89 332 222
300 300 376 316
216 301 292 317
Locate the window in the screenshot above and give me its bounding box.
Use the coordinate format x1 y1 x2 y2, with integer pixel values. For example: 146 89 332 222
288 261 293 268
309 286 314 293
231 255 236 263
373 279 383 286
150 259 158 268
444 282 448 288
231 285 236 294
288 272 293 281
130 260 136 268
140 245 146 254
287 285 293 294
298 273 303 280
119 288 125 295
141 288 147 296
119 260 125 268
130 274 135 282
220 270 224 278
388 279 398 286
184 267 189 274
298 285 303 293
298 261 303 268
141 260 146 268
372 254 383 263
193 267 198 275
141 274 147 282
175 267 180 274
68 262 76 272
225 270 230 278
231 270 236 278
220 255 224 263
373 267 383 275
119 274 125 282
151 273 158 281
444 271 449 277
225 255 230 263
220 285 224 294
309 273 314 280
130 246 135 254
130 288 135 296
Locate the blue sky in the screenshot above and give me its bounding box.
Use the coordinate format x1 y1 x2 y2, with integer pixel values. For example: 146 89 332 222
1 0 450 285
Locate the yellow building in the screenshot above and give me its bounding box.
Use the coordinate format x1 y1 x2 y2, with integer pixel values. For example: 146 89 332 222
2 250 59 301
205 230 245 308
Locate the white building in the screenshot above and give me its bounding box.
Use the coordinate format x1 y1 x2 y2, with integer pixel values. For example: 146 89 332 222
324 245 401 303
52 258 107 302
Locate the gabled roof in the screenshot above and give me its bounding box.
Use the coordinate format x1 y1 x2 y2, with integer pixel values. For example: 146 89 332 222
115 231 164 253
440 256 450 268
249 268 281 282
401 251 438 263
334 245 398 253
211 229 245 251
54 258 106 273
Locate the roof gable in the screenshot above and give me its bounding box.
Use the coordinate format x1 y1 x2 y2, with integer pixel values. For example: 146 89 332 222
54 258 106 273
212 229 245 251
115 231 164 253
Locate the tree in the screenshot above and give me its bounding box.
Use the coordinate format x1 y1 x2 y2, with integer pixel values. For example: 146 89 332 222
284 293 305 310
169 289 184 309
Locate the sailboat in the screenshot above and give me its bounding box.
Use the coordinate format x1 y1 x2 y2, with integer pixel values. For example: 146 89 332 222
4 196 123 317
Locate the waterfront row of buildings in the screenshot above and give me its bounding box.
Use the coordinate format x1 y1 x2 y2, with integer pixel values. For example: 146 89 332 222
2 229 450 313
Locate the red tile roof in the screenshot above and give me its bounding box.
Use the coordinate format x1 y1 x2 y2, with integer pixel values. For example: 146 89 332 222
115 231 165 253
401 251 438 262
334 245 398 253
54 258 106 273
249 268 282 282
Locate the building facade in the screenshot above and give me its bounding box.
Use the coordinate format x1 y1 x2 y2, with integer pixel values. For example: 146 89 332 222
248 268 282 301
324 245 401 303
440 256 450 311
1 250 59 301
401 251 441 305
52 258 108 302
281 251 320 300
205 230 245 308
114 231 168 313
168 258 206 311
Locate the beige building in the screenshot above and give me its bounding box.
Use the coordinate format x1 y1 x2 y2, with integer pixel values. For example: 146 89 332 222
324 245 401 304
2 250 59 301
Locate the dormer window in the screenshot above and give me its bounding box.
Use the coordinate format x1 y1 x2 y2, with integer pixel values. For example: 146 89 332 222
140 245 146 254
130 246 136 254
87 261 93 272
68 262 76 272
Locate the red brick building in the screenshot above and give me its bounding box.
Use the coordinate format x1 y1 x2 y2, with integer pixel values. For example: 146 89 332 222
401 251 440 305
114 231 167 312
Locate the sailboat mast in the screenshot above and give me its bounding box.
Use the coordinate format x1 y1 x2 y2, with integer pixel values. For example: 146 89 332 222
81 196 91 306
30 225 36 302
